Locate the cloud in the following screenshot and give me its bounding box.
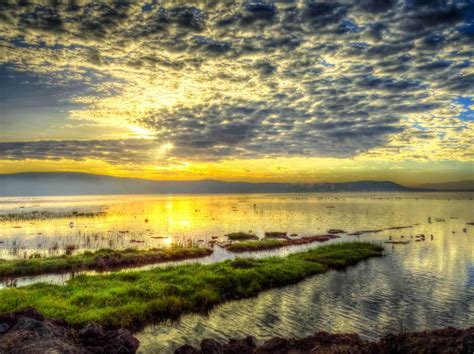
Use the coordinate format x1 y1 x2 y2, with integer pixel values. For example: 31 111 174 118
0 0 473 164
0 139 166 164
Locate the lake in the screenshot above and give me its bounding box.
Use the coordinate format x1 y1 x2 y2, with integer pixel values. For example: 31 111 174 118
0 192 473 353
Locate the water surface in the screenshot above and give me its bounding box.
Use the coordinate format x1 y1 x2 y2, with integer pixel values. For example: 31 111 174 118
0 193 472 353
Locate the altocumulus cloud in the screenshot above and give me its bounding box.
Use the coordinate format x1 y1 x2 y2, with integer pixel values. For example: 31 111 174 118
0 139 164 164
0 0 473 163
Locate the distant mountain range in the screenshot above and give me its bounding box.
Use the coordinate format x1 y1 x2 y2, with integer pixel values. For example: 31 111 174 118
416 180 474 191
0 172 472 197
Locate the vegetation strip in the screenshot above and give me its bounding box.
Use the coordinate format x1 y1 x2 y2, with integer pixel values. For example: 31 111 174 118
0 247 213 278
226 234 340 252
0 210 105 221
0 242 383 330
225 232 258 240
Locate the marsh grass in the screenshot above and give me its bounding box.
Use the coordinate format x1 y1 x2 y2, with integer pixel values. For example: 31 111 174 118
0 210 105 221
226 234 340 252
0 242 383 331
225 232 258 240
226 238 285 252
0 247 213 278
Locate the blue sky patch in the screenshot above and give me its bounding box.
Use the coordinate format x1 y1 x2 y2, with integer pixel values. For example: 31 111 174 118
454 97 474 121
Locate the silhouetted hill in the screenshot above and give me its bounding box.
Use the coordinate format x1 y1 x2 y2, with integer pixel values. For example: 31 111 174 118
417 180 474 191
0 172 429 197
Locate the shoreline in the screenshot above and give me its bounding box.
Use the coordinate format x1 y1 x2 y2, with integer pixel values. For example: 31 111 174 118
1 307 472 353
2 189 473 198
175 327 474 353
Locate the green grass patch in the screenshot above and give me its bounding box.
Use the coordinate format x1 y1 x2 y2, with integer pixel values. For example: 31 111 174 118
225 232 258 240
226 234 341 252
0 247 213 278
226 238 285 252
0 242 383 331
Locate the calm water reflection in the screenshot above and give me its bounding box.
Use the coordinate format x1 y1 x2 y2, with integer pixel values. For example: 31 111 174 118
0 192 471 257
139 246 473 353
137 193 473 353
0 193 473 353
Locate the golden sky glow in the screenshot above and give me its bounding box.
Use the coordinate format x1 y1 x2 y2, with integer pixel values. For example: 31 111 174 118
0 1 473 186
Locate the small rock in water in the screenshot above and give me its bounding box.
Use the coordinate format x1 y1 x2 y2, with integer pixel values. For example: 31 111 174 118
327 229 345 234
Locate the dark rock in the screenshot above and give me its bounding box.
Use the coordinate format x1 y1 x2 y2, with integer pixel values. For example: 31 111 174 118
0 307 139 353
93 328 140 353
226 336 256 353
175 344 198 354
200 338 222 353
327 229 345 234
378 327 474 354
258 337 289 352
78 322 103 339
177 337 256 354
0 322 9 334
176 327 474 354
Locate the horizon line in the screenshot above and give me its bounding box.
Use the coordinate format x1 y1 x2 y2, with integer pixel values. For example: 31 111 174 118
1 171 473 189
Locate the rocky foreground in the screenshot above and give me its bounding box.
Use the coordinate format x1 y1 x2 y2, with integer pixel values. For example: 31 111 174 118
176 327 474 354
0 307 138 353
0 308 472 353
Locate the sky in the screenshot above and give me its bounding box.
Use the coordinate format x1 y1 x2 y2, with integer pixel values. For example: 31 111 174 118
0 0 473 186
